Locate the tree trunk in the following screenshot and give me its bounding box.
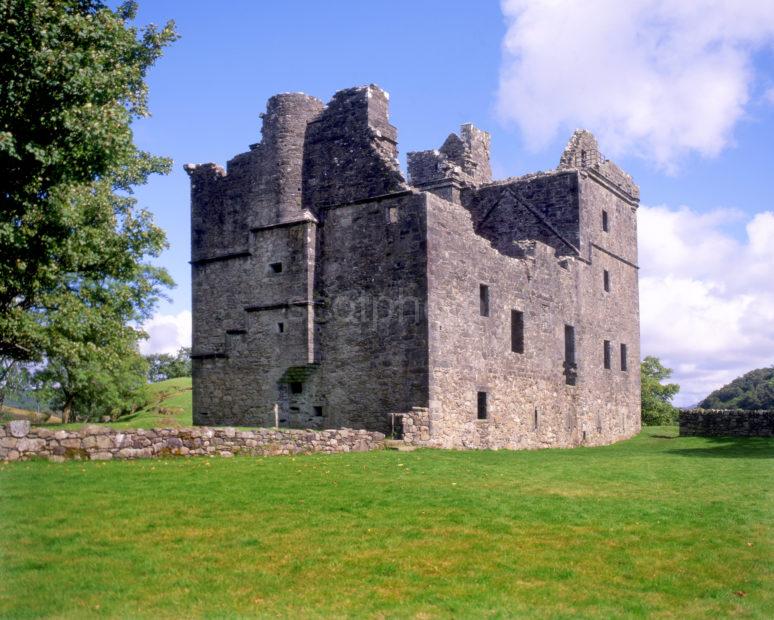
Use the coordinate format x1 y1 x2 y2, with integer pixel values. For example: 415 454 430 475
62 396 74 424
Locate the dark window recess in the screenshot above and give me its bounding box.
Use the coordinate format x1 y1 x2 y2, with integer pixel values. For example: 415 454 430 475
620 343 628 371
533 408 539 430
564 324 577 385
602 210 609 232
277 322 285 334
511 309 524 353
604 340 612 369
603 270 610 292
290 382 303 394
477 391 488 420
270 262 283 273
479 284 490 317
313 406 323 417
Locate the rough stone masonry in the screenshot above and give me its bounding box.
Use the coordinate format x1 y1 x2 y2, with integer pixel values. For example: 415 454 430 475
186 84 641 450
0 420 384 462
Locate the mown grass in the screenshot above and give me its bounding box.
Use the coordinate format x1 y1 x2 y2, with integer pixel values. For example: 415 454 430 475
1 427 772 619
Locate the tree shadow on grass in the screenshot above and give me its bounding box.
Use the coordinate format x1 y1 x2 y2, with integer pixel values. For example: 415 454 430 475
668 436 774 459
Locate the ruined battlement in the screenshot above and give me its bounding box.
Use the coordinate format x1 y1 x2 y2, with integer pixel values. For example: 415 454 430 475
187 84 641 450
407 123 493 189
558 130 639 202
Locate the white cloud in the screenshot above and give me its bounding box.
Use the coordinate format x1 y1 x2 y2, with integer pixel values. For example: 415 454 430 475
639 206 774 405
139 310 191 356
497 0 774 170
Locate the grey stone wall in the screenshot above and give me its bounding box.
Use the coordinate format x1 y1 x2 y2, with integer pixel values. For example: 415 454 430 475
0 421 385 462
314 192 430 433
187 83 641 451
679 410 774 437
422 182 640 450
303 85 407 210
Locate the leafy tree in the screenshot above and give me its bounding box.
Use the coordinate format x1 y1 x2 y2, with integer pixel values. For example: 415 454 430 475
0 0 178 361
146 347 191 383
32 274 160 422
36 346 149 423
699 367 774 410
0 358 33 411
641 356 680 426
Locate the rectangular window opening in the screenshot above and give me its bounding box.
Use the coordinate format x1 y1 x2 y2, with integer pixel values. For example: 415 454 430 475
603 340 612 370
564 324 576 385
477 391 488 420
277 322 285 334
479 284 490 317
511 309 524 353
620 343 628 371
603 270 610 292
534 407 539 430
290 382 303 394
313 406 323 417
602 210 609 232
270 262 283 274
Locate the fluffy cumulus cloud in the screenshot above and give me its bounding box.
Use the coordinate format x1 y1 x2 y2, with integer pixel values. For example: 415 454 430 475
497 0 774 169
639 206 774 405
139 310 192 356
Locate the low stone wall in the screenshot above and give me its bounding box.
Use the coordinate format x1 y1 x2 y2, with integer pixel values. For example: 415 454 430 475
0 421 385 462
679 409 774 437
393 407 431 444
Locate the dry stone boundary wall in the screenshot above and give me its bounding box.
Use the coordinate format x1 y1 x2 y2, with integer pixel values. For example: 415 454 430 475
679 409 774 437
0 421 385 462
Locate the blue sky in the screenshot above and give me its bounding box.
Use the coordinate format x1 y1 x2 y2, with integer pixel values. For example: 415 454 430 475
129 1 774 405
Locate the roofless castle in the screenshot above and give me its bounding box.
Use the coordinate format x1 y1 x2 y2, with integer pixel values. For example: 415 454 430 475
185 85 641 449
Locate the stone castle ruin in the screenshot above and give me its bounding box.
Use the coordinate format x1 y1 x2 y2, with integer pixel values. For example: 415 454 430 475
186 84 641 449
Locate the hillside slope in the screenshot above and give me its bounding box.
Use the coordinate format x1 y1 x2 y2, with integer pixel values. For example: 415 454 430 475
699 366 774 409
39 377 193 430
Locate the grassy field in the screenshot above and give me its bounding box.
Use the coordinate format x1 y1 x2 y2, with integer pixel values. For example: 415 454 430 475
41 377 193 430
0 427 771 619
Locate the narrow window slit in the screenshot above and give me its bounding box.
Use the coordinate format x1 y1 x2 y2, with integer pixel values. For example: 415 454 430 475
479 284 489 317
564 324 576 385
477 391 488 420
511 309 524 353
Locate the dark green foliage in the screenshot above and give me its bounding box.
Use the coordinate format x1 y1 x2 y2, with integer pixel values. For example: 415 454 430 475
699 366 774 410
641 356 680 425
145 347 191 383
0 0 178 360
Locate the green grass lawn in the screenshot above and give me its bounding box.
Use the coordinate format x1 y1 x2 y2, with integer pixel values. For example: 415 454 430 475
1 427 771 619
